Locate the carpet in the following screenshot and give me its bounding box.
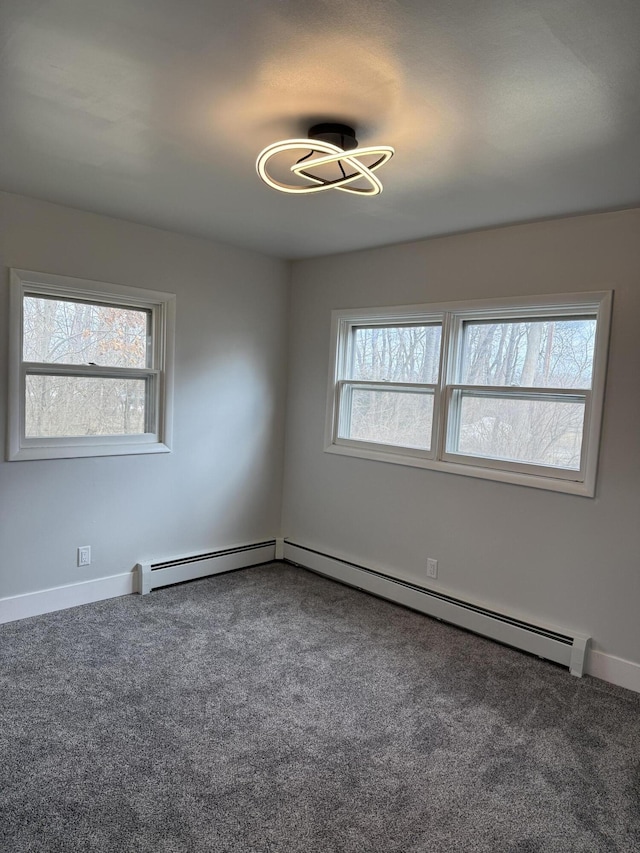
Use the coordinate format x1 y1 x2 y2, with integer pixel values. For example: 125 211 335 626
1 562 639 852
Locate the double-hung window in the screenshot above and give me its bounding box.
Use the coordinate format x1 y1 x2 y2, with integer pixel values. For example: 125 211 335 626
9 269 175 461
326 292 611 495
333 313 443 458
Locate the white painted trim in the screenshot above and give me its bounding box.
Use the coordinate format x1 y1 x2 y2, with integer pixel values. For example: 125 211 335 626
586 650 640 694
0 573 136 624
1 539 278 622
283 540 590 677
324 290 612 497
8 268 176 461
324 443 595 496
2 544 637 694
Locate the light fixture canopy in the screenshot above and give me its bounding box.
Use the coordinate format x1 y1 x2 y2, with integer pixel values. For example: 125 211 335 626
256 122 394 196
307 123 359 151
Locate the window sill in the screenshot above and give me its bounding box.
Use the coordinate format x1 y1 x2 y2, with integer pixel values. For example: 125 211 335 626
9 441 172 462
324 441 594 497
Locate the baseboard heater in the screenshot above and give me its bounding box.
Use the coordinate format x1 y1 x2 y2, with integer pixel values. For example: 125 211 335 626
283 541 589 677
136 540 277 595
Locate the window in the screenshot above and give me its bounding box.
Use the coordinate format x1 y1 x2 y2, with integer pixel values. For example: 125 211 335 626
335 319 443 457
9 269 175 461
325 292 612 495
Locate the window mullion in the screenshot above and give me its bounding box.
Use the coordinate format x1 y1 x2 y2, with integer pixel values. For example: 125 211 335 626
436 311 458 462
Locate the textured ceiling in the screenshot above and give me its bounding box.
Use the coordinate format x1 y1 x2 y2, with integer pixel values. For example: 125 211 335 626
1 0 639 259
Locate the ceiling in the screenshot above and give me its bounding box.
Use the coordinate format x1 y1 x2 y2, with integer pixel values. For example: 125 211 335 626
1 0 639 259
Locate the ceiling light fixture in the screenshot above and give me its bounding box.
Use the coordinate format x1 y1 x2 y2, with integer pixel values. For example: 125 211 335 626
256 123 394 196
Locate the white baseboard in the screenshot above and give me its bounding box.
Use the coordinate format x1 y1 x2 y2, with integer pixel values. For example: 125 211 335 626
1 538 277 622
282 540 640 694
0 572 135 624
3 542 638 695
586 650 640 694
282 541 589 676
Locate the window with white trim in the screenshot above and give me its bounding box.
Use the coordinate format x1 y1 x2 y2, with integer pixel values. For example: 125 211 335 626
9 269 175 461
325 292 611 495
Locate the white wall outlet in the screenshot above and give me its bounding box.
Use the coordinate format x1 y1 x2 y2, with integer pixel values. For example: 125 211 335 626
426 557 438 579
77 546 91 567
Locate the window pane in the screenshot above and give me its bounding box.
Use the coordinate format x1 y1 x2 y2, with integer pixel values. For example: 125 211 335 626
450 393 585 469
352 325 441 383
25 375 147 437
461 318 596 389
341 388 434 450
23 296 149 368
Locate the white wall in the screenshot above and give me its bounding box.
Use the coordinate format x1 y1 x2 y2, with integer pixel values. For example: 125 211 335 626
282 210 640 676
2 193 638 687
0 191 289 599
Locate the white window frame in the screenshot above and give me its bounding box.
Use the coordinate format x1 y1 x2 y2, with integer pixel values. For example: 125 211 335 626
325 291 612 496
8 269 175 461
332 308 444 461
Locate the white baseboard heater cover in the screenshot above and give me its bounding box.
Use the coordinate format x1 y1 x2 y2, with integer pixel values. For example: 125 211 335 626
136 540 276 595
283 541 590 677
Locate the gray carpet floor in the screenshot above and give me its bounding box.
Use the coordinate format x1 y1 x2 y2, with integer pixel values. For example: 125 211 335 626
1 562 639 853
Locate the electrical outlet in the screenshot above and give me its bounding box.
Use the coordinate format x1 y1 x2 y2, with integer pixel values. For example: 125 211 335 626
426 557 438 579
77 546 91 567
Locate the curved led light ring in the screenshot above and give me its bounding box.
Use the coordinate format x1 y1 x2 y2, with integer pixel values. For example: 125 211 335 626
256 139 395 195
294 157 382 196
294 146 394 196
256 139 345 195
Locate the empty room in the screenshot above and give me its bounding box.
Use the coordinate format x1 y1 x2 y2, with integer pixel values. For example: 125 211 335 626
1 1 639 851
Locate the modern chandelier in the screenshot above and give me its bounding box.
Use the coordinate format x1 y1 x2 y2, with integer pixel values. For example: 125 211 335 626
256 123 394 196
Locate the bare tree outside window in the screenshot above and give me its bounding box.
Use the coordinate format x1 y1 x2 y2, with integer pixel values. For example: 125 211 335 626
455 395 585 469
460 318 595 388
451 318 596 468
23 296 150 439
348 388 434 450
340 325 441 449
352 325 441 383
25 376 146 437
23 296 149 368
